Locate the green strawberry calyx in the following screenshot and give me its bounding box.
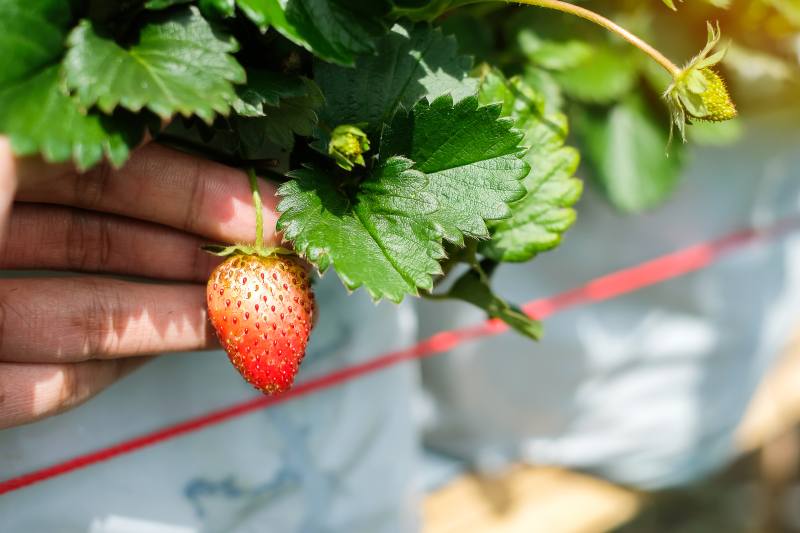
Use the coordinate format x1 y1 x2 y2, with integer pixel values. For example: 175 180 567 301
202 244 295 258
664 22 737 142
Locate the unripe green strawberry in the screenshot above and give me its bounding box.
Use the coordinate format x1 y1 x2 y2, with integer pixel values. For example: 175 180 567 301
692 68 736 122
207 254 314 394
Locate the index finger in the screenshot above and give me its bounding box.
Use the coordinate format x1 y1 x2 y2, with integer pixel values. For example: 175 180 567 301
14 143 280 245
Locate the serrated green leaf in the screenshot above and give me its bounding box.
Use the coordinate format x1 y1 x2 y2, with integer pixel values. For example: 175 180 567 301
232 73 323 150
444 266 542 340
158 115 290 164
578 93 683 213
315 23 476 135
235 0 391 66
232 69 311 116
476 70 582 263
278 94 529 301
277 157 444 302
380 94 528 244
64 7 245 123
158 72 322 161
0 0 144 169
0 66 145 170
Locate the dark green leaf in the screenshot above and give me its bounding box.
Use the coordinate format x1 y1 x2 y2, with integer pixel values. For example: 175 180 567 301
315 23 476 135
233 86 322 152
64 7 246 123
158 115 290 164
158 72 322 161
0 0 71 86
440 12 494 60
232 69 311 116
235 0 392 66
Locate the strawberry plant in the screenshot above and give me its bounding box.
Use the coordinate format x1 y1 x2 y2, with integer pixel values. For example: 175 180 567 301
0 0 744 393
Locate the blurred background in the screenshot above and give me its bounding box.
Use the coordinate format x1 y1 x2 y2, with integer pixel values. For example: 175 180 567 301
418 0 800 531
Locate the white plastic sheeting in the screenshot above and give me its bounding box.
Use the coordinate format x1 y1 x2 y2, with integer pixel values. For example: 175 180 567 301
418 108 800 489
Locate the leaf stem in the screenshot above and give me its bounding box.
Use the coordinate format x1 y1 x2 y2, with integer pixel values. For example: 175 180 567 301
247 168 264 250
509 0 681 77
421 292 449 300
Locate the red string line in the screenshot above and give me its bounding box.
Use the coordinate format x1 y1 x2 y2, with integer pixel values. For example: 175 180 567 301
1 216 798 496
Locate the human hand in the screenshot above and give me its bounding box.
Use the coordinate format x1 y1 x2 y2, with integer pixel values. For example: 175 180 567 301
0 139 280 429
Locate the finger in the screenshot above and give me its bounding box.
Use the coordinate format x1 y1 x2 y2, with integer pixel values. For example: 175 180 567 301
15 143 280 245
0 358 149 429
1 204 221 282
0 277 219 363
0 138 18 242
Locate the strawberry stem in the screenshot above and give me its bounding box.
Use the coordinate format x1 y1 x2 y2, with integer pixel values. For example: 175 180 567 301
510 0 681 77
248 168 264 251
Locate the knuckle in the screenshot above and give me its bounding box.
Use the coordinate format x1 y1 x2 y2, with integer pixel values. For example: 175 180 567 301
98 218 113 269
65 212 114 272
80 280 120 358
65 211 90 270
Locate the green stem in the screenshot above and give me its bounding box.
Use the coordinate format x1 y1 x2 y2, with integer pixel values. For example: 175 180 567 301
508 0 681 77
421 292 450 300
247 168 264 250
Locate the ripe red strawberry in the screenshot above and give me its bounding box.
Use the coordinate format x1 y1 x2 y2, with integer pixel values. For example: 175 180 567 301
207 254 314 394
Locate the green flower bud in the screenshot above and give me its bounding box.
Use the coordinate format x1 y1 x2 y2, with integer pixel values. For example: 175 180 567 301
329 124 370 171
